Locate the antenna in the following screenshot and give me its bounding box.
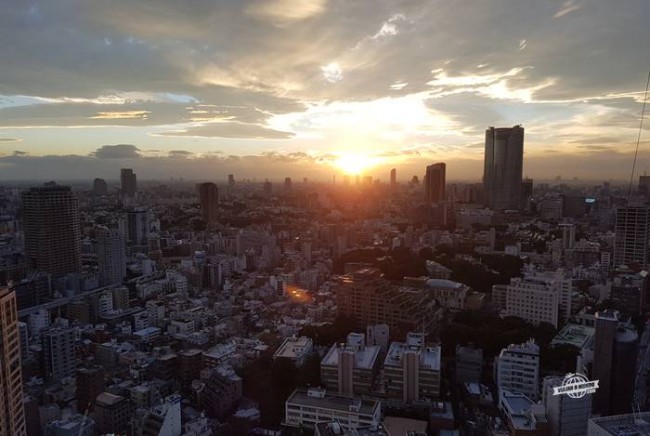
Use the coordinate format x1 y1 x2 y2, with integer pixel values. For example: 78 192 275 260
627 63 650 199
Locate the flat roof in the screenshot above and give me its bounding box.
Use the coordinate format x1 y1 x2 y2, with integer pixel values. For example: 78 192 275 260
425 279 464 290
274 336 312 359
96 392 125 406
321 344 381 370
384 342 441 371
551 324 595 348
286 389 379 416
590 412 650 434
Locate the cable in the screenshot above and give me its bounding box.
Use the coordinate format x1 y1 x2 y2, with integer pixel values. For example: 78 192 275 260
628 64 650 199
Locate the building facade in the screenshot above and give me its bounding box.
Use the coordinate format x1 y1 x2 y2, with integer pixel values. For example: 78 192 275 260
483 126 524 210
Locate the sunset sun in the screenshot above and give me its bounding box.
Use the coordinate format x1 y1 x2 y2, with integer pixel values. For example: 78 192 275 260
334 153 379 175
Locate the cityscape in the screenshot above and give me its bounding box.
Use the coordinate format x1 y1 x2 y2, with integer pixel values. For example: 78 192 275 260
2 1 650 436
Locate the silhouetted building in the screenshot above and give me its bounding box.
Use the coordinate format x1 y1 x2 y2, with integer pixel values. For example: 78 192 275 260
22 184 81 276
92 178 107 196
592 310 617 415
614 205 650 268
0 288 26 435
198 182 219 223
96 226 126 287
284 177 292 191
95 393 132 435
120 168 137 196
521 178 533 208
76 367 105 413
425 163 446 204
390 168 397 188
484 125 524 210
263 180 272 197
640 175 650 197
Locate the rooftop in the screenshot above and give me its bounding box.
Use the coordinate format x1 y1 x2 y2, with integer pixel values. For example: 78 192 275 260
589 412 650 435
384 341 441 371
425 279 465 290
273 336 313 360
96 392 126 407
550 324 595 348
287 388 379 416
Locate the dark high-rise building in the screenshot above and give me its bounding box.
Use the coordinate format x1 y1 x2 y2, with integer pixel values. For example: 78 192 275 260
614 205 650 269
521 177 533 207
120 168 137 196
483 125 524 210
0 288 26 435
284 177 292 191
92 178 107 196
198 182 219 223
228 174 235 186
96 226 126 287
41 327 77 381
424 163 446 204
592 310 618 416
639 175 650 197
390 168 397 187
76 367 105 413
611 327 639 414
263 180 272 197
22 184 81 276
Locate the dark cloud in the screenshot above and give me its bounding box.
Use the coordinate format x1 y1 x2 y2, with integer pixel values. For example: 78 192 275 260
91 144 141 159
12 150 28 156
168 150 193 158
0 137 20 142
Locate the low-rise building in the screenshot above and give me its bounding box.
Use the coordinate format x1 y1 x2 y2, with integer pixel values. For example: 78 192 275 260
273 336 314 367
321 333 381 396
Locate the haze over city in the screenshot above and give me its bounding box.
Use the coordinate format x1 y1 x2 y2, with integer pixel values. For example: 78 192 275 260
1 0 650 181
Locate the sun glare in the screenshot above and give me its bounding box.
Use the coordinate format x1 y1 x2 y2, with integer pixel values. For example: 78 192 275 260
334 153 377 175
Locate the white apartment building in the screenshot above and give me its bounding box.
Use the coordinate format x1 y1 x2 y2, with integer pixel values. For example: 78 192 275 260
495 339 540 400
505 270 572 328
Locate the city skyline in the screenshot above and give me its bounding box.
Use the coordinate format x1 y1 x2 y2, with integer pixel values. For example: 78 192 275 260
0 0 649 181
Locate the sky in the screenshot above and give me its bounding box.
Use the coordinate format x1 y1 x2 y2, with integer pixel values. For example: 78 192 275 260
1 0 649 182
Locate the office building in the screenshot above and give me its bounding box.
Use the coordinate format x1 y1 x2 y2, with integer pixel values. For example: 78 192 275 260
201 365 243 419
495 339 540 399
284 177 292 191
263 180 272 197
498 390 548 435
383 333 441 401
76 367 105 413
542 376 591 436
95 392 132 435
198 182 219 223
22 184 81 276
120 168 137 196
590 310 640 416
390 168 397 187
120 208 157 256
610 270 647 316
95 226 126 287
92 178 107 196
614 205 650 268
521 177 533 207
424 278 469 310
455 345 483 383
321 333 381 396
284 388 381 432
483 125 524 210
503 271 572 328
41 327 77 381
425 163 446 204
0 288 26 435
366 324 389 352
640 175 650 197
273 336 314 367
335 269 442 336
588 411 650 435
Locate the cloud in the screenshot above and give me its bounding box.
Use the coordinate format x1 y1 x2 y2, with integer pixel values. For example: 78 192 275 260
246 0 328 22
158 121 294 139
321 63 344 83
554 1 582 18
91 111 150 120
12 150 28 156
0 137 21 142
91 144 141 159
168 150 193 158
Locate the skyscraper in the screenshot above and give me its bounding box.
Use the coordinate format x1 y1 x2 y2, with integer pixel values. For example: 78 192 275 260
41 326 77 381
484 125 524 210
0 287 26 435
198 182 219 223
120 168 137 196
284 177 292 191
96 226 126 287
390 168 397 188
92 178 107 196
592 310 617 415
614 205 650 268
542 376 592 436
424 163 446 204
22 184 81 276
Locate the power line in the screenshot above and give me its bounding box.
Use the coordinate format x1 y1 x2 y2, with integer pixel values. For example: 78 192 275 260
628 64 650 199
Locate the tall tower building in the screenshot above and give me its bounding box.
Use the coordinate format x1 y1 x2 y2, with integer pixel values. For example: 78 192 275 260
390 168 397 188
484 125 524 210
96 226 126 287
92 178 107 196
0 287 26 435
614 205 650 268
41 327 77 381
284 177 292 191
424 163 446 204
542 376 592 436
592 310 617 415
198 182 219 223
120 168 137 196
22 184 81 276
228 174 235 186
